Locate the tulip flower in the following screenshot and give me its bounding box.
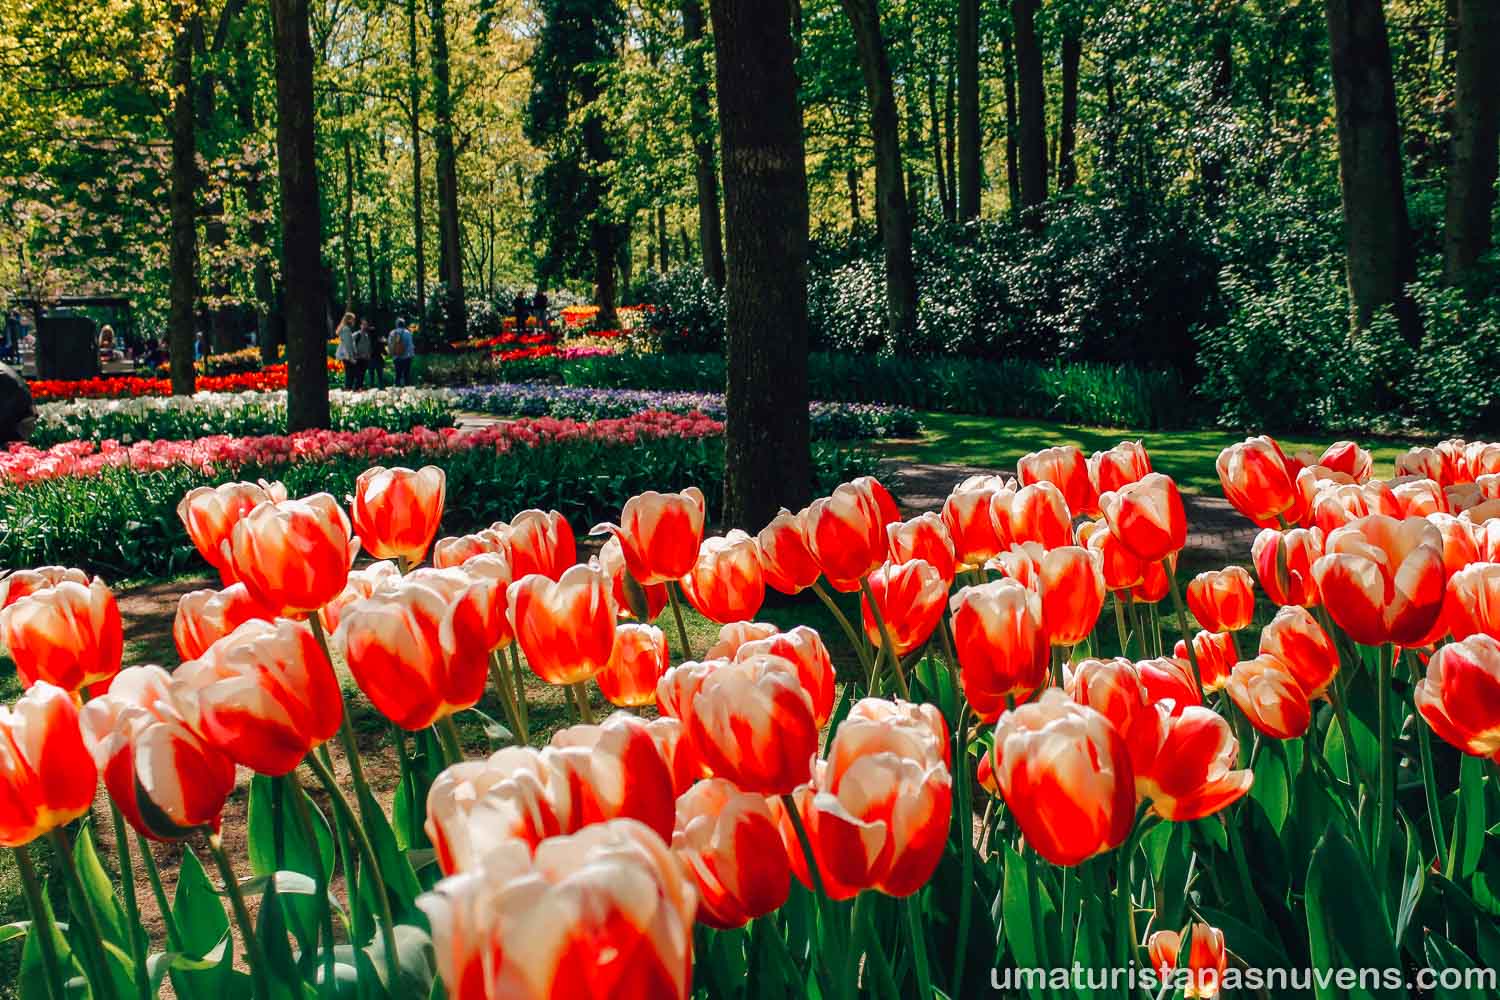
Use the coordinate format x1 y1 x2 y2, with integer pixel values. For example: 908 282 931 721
943 479 1013 568
735 625 837 727
1186 566 1255 633
508 565 617 685
1313 515 1447 646
1445 563 1500 642
0 567 89 610
646 716 704 796
679 530 766 624
861 559 947 656
227 493 357 618
1065 658 1159 763
1149 922 1227 999
1258 606 1339 698
0 681 98 847
1316 441 1374 483
1134 655 1203 709
1079 518 1147 591
177 479 287 583
597 623 670 707
1250 527 1324 608
990 689 1135 866
841 696 951 764
501 509 576 581
1414 633 1500 760
1216 436 1299 524
887 512 957 582
1020 445 1099 517
702 621 780 660
432 529 507 570
1427 513 1480 575
1133 705 1251 821
1391 477 1449 518
593 535 667 622
79 666 237 840
1172 631 1237 692
986 542 1043 590
458 552 516 652
592 487 706 584
1089 441 1152 495
177 618 344 775
755 508 822 595
350 465 446 565
0 576 123 695
1396 447 1456 486
673 779 791 928
950 579 1050 722
1309 480 1399 534
418 820 697 1000
332 570 492 730
317 559 401 634
1099 473 1187 563
1132 558 1172 604
852 475 901 528
548 714 678 843
1225 655 1311 738
1039 546 1106 647
1008 481 1075 550
172 583 278 661
804 481 887 590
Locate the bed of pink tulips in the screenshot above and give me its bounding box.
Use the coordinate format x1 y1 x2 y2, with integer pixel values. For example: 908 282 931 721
1 431 1499 999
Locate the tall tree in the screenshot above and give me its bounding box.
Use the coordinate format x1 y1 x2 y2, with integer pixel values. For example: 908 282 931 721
1013 0 1047 210
230 24 277 364
1442 0 1500 283
406 0 427 317
1002 25 1020 212
709 0 812 529
167 3 197 396
956 0 980 218
1325 0 1419 343
681 0 725 288
1057 18 1082 191
841 0 917 347
271 0 330 430
430 0 466 339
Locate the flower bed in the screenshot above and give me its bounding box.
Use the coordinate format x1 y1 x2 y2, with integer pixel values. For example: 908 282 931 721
454 382 922 439
29 388 458 448
27 360 345 401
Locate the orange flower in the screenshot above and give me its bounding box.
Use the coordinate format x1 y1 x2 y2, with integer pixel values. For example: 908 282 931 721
0 575 123 695
592 487 706 585
177 480 287 583
597 623 670 708
1008 481 1075 550
1309 480 1399 534
1414 633 1500 761
735 625 837 727
1065 657 1160 764
986 542 1043 590
418 820 696 1000
1133 705 1251 822
548 715 678 843
1186 566 1255 632
1088 441 1152 495
1258 606 1339 698
1039 546 1106 647
950 579 1050 722
1313 515 1447 646
1149 922 1227 999
459 552 516 651
990 689 1135 866
432 529 506 569
350 465 447 564
1445 562 1500 642
1427 513 1481 575
860 559 947 656
501 509 576 581
942 478 1013 568
507 565 617 686
887 513 957 582
0 567 89 609
593 536 666 622
1132 557 1173 604
227 493 357 618
79 666 237 840
1216 436 1299 524
1079 518 1147 591
852 475 901 528
1314 441 1374 482
317 560 401 633
1225 655 1311 738
172 583 278 661
1134 655 1203 708
755 508 822 595
332 569 492 730
1099 473 1187 563
702 621 780 660
646 716 703 796
1172 631 1237 692
1391 477 1449 518
804 481 887 590
673 779 791 928
1020 445 1099 517
1250 527 1324 608
679 530 766 624
0 681 98 847
177 619 344 774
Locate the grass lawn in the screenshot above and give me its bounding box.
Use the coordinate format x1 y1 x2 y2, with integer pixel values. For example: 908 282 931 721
876 411 1417 495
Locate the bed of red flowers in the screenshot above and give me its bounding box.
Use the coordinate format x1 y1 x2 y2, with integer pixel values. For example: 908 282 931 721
27 361 344 402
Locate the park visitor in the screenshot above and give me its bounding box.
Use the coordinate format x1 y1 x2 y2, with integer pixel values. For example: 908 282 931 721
388 317 415 386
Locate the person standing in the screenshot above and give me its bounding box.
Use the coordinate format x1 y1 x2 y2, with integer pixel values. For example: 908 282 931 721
352 319 372 389
364 318 387 389
511 290 530 332
334 311 358 390
388 317 415 386
2 310 21 363
532 288 549 333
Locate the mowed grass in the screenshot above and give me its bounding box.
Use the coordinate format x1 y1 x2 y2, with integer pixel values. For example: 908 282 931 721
876 411 1418 495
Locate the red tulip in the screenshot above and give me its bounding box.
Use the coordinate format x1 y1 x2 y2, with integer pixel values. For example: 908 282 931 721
1099 473 1187 563
990 689 1135 866
501 509 576 581
0 681 98 847
1172 631 1237 692
887 513 957 582
1149 922 1227 999
227 493 357 618
1216 436 1299 524
177 618 343 774
755 508 822 595
1186 566 1255 633
1427 513 1481 575
172 583 278 661
1317 441 1374 482
1309 480 1399 534
1020 445 1098 516
1391 477 1449 518
1065 657 1160 765
673 779 791 928
1089 441 1152 495
1414 634 1500 761
735 625 837 727
1313 515 1447 646
986 542 1043 591
507 565 617 685
592 487 706 585
840 696 951 763
1134 655 1204 709
1445 563 1500 642
548 714 678 844
592 536 666 622
1225 655 1311 739
852 475 901 528
433 529 507 570
860 559 947 656
950 579 1050 722
1039 546 1106 647
679 530 766 624
79 666 237 840
0 567 89 610
702 621 779 660
1251 527 1324 607
646 716 704 796
418 819 697 1000
351 465 446 564
804 482 887 590
942 479 1013 568
1258 605 1339 698
317 560 401 633
1079 518 1147 591
459 552 516 651
177 480 287 583
1133 705 1251 821
0 575 123 695
597 623 670 708
1008 481 1075 550
332 569 492 730
1396 446 1456 486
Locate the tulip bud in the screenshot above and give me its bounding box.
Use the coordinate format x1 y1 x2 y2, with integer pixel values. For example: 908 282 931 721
679 530 766 624
674 779 791 928
597 623 670 708
1251 527 1324 608
1089 441 1152 495
887 513 957 582
1225 655 1311 739
177 480 287 584
1414 633 1500 760
1217 436 1298 524
592 487 706 585
1019 445 1099 517
1009 481 1075 550
1186 566 1255 633
1172 631 1237 692
943 481 1011 568
1149 922 1227 999
228 493 357 618
950 579 1050 722
1099 473 1187 563
702 620 779 660
0 682 98 847
861 559 947 656
0 576 123 695
1258 606 1339 698
432 529 506 570
507 565 617 685
173 583 278 662
1040 546 1106 647
804 482 887 590
756 508 822 595
501 509 576 581
350 465 446 564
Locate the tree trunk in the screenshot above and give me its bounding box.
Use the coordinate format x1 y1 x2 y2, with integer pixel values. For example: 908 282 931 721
658 205 670 273
841 0 917 349
1057 26 1081 191
848 167 862 226
430 0 465 340
1002 28 1020 213
709 0 812 530
342 120 358 313
943 59 957 221
407 0 426 319
646 208 657 273
1325 0 1420 343
1202 27 1233 209
1013 0 1047 210
927 65 953 220
232 33 276 363
956 0 981 219
168 6 197 396
271 0 329 430
1442 0 1500 283
682 0 726 288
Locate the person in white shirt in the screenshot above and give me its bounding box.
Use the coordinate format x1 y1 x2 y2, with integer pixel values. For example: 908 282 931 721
334 312 358 390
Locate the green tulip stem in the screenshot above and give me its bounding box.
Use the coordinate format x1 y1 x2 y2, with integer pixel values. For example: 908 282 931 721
135 834 185 953
858 577 910 699
666 581 695 661
46 828 115 998
509 643 531 740
205 830 276 1000
109 805 151 1000
14 844 66 1000
811 581 876 689
288 772 337 992
1163 561 1205 696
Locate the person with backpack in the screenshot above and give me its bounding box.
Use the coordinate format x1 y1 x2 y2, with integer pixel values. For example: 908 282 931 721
388 318 415 386
363 318 386 389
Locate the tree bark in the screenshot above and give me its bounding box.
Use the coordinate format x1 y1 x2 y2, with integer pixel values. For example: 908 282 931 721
430 0 465 339
1013 0 1047 210
1325 0 1420 343
658 204 670 273
231 31 277 363
271 0 329 430
709 0 812 530
956 0 980 218
168 5 197 396
1442 0 1500 283
1002 27 1020 213
943 59 957 221
407 0 426 318
1057 26 1081 191
926 65 953 220
682 0 725 288
341 113 358 312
